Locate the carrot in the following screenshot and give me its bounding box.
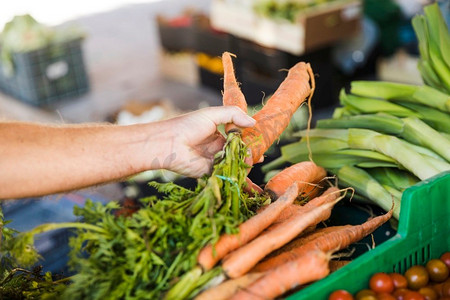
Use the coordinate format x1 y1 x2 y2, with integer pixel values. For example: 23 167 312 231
229 250 330 300
243 177 263 195
271 186 340 225
252 225 350 272
222 191 342 278
222 52 248 134
194 272 263 300
264 161 327 200
252 208 393 272
242 62 315 165
256 186 338 224
263 225 350 261
197 183 299 271
329 260 351 273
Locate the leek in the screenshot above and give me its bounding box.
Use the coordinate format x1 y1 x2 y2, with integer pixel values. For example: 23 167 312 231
351 81 450 113
347 128 447 180
340 89 420 117
337 166 400 219
317 114 450 162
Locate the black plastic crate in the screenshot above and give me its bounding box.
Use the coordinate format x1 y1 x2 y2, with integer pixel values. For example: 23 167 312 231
198 65 222 93
192 15 233 57
240 63 285 105
236 39 293 75
0 38 89 106
157 14 196 52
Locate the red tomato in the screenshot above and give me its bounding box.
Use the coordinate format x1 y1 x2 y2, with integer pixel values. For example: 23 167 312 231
393 288 410 300
390 273 408 289
403 291 425 300
418 287 438 300
369 273 395 294
377 292 396 300
329 289 354 300
441 252 450 270
443 281 450 297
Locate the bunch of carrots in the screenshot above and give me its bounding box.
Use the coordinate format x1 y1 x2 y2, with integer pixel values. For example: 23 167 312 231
179 52 395 299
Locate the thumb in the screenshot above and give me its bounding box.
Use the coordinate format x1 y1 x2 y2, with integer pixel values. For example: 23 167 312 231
202 106 256 128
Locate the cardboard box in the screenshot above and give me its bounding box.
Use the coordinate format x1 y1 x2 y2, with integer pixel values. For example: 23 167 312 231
210 0 362 55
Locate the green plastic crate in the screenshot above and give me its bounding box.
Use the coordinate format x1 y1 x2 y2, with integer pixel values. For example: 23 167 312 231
289 170 450 299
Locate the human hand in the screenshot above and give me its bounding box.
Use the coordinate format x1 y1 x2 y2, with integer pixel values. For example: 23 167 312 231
158 106 256 178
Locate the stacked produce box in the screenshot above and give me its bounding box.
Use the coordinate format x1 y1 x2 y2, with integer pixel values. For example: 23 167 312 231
157 11 338 108
0 15 89 106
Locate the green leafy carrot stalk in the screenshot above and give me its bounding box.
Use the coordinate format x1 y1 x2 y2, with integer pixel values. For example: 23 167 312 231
8 132 266 300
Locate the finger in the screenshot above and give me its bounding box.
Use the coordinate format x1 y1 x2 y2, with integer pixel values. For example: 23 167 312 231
197 130 224 146
202 106 256 128
258 156 264 163
197 134 226 158
244 177 264 195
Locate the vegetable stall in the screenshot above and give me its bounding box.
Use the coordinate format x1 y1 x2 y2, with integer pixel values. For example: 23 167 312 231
1 2 450 300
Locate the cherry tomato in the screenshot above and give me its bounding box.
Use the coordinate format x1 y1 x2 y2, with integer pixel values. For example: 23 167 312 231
440 252 450 270
390 273 408 289
426 259 449 282
329 289 354 300
418 286 438 300
377 292 396 300
443 281 450 297
355 289 376 300
432 282 444 297
405 266 429 290
393 288 410 300
369 272 395 293
403 290 425 300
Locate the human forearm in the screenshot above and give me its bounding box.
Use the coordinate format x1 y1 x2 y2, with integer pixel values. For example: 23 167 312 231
0 121 168 199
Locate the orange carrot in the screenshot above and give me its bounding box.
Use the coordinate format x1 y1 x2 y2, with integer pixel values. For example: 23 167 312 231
194 272 263 300
256 186 338 224
264 161 327 200
197 183 299 271
222 192 342 278
253 208 393 272
329 260 351 273
222 52 248 134
242 62 315 164
252 225 350 272
271 186 340 225
230 250 330 300
261 225 350 262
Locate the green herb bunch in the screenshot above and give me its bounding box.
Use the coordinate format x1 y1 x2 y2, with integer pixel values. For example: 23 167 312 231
6 132 266 299
0 208 67 299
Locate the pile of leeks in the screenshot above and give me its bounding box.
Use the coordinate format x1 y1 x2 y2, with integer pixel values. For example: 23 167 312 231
263 3 450 219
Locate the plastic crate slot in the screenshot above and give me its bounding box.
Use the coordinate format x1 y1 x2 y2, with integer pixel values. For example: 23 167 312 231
409 253 413 269
292 172 450 299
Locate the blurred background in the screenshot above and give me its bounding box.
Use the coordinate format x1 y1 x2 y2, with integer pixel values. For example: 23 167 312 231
0 0 447 276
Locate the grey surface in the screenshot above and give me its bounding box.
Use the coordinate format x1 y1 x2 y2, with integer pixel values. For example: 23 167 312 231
0 0 218 123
